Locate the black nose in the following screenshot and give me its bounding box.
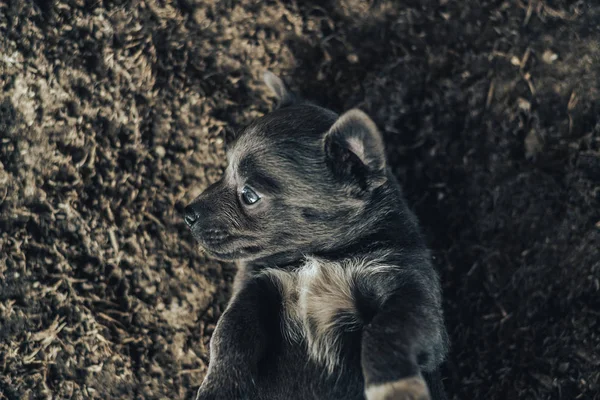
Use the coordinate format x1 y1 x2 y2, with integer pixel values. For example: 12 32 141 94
184 205 200 227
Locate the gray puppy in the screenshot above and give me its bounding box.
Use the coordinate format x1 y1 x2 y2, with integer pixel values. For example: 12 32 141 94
184 72 449 400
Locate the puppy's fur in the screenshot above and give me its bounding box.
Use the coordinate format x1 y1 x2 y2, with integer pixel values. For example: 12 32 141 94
184 72 449 400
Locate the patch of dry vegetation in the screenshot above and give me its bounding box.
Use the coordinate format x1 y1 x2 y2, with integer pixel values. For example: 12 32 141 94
1 0 598 399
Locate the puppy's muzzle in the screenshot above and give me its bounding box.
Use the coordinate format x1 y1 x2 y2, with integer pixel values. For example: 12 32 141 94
202 228 230 245
183 202 230 245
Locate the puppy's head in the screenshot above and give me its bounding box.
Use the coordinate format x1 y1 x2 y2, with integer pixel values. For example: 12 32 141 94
184 72 390 261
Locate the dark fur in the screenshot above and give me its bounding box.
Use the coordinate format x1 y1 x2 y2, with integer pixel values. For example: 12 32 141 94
184 72 449 400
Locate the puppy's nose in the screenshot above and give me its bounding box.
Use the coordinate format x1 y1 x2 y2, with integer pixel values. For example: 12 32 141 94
184 205 200 227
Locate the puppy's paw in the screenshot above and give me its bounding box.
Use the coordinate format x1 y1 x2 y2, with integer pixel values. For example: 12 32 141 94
365 376 430 400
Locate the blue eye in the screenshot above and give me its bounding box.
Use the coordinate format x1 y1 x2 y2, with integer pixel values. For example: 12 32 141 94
241 186 260 205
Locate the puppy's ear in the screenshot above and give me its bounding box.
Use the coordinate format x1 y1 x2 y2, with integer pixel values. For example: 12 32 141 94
263 71 297 108
324 109 387 190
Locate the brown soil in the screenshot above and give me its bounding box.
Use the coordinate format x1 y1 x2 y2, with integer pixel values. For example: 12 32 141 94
1 0 599 399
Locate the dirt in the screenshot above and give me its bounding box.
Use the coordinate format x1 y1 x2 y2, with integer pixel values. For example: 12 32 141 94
0 0 599 399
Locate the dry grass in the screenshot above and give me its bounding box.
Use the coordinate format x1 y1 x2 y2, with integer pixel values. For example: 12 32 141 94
1 0 599 399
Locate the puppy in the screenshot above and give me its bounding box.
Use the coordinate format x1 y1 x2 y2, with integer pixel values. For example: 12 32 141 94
184 72 449 400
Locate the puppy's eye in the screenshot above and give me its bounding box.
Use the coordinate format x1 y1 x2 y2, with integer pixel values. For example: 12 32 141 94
241 186 260 205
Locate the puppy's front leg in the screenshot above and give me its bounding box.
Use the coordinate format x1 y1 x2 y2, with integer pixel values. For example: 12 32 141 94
360 270 446 400
197 275 280 400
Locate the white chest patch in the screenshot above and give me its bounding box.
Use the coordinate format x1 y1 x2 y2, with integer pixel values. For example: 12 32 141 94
261 257 395 374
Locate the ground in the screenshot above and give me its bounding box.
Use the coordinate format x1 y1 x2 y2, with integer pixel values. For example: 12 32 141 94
0 0 599 399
